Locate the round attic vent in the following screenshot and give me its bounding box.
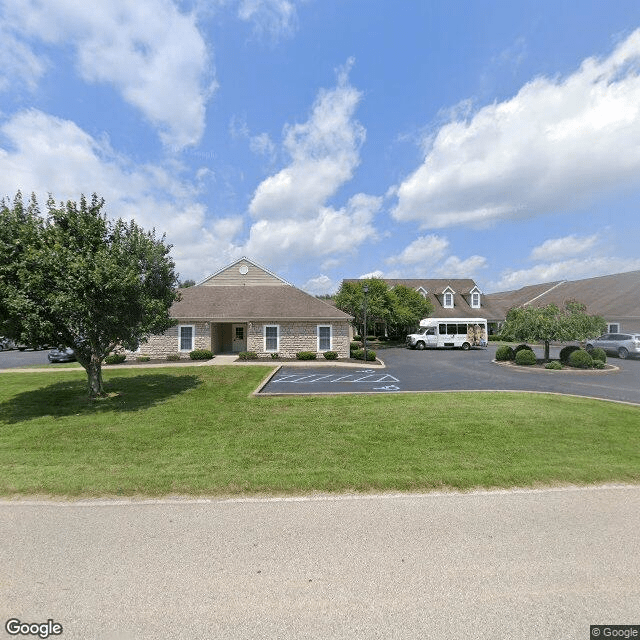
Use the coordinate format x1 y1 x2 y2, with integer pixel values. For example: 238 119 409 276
239 265 249 275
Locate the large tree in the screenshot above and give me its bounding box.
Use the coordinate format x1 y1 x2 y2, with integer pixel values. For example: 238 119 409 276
0 192 180 397
500 301 606 361
334 279 433 339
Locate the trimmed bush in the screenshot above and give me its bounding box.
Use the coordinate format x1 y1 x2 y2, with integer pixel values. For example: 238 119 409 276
136 355 151 362
296 351 317 360
323 351 339 360
353 335 362 342
352 348 376 361
189 349 213 360
590 347 607 363
238 351 258 360
514 344 533 357
545 361 563 370
270 352 280 359
495 345 515 361
560 345 581 364
350 341 361 352
593 360 606 369
515 349 537 365
104 353 126 365
166 353 181 361
488 335 503 342
568 349 593 369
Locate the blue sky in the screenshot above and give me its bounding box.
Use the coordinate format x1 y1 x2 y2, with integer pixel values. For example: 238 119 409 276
2 0 640 294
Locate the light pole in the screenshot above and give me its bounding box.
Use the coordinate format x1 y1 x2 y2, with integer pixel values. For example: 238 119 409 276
363 284 368 362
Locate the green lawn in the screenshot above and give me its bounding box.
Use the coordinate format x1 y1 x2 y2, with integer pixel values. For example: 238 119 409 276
1 366 639 497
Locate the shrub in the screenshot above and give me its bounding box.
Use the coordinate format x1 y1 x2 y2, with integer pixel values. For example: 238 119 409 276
350 341 361 352
515 349 537 365
166 353 181 361
514 344 533 357
488 335 503 342
352 348 376 361
353 335 362 342
545 361 563 370
568 349 593 369
270 352 280 359
323 351 339 360
104 353 126 365
189 349 213 360
560 345 581 364
495 345 515 361
296 351 317 360
590 347 607 364
136 355 151 362
593 360 606 369
238 351 258 360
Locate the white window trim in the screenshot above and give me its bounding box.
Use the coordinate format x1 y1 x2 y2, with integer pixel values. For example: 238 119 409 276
317 325 332 352
471 292 481 308
264 324 279 352
416 286 428 298
178 324 195 352
443 291 454 309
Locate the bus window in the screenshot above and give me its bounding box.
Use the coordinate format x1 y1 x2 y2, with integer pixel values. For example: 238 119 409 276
439 324 447 334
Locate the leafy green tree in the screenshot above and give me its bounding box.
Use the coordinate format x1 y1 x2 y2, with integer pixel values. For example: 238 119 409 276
0 192 179 397
179 279 196 288
500 301 606 361
387 285 434 338
335 279 434 339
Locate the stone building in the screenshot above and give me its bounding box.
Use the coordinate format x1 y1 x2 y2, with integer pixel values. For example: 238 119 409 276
135 257 353 359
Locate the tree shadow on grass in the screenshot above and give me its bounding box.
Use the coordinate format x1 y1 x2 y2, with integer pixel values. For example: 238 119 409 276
0 374 202 423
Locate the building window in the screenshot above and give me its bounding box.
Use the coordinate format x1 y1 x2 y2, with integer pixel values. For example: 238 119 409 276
317 325 332 351
264 325 279 352
179 325 194 351
471 292 480 308
443 292 454 308
608 323 620 333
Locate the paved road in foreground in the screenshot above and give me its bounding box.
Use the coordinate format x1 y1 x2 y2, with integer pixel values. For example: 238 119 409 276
1 486 638 640
261 346 640 405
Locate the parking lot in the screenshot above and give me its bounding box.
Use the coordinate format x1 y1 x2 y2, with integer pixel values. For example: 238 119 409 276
261 345 640 405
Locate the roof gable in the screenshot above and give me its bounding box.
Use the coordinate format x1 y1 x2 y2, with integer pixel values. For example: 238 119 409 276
198 257 291 287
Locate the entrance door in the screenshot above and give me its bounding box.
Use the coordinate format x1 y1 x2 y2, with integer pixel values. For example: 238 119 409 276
232 324 246 352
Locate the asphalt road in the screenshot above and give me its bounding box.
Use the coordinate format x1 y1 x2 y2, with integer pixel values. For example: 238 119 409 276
1 486 638 640
0 348 50 369
261 345 640 405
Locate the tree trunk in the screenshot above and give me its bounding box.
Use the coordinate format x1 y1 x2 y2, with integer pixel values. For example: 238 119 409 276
86 354 105 398
544 340 551 362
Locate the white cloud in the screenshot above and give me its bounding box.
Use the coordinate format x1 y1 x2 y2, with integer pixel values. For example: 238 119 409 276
393 29 640 228
243 193 380 268
529 234 599 262
359 270 385 279
490 257 640 291
0 26 47 93
0 109 241 280
248 58 365 219
434 255 487 278
2 0 214 148
301 274 336 295
385 235 449 266
237 0 298 40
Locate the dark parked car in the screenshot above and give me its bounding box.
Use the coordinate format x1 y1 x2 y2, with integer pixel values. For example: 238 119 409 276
48 347 76 363
0 336 14 351
585 333 640 359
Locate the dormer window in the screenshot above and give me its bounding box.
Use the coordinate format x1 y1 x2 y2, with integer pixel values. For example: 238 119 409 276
470 287 481 309
416 286 428 298
443 287 455 308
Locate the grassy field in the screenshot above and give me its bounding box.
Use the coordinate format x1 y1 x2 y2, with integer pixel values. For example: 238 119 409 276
0 365 639 497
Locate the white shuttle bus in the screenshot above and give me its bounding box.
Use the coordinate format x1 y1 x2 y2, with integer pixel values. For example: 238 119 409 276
406 317 488 351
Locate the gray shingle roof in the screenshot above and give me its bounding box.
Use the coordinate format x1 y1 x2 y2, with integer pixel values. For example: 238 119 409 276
171 285 353 321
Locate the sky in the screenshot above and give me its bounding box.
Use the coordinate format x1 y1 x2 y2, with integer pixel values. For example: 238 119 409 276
2 0 640 294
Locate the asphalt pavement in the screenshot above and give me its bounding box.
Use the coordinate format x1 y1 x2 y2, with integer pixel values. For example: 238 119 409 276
261 345 640 405
1 486 638 640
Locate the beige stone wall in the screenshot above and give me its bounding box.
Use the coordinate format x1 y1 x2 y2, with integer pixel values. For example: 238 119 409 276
126 321 210 361
247 321 350 358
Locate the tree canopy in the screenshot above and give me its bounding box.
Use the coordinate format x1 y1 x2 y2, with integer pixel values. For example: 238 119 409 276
0 192 180 397
500 300 606 360
334 278 433 339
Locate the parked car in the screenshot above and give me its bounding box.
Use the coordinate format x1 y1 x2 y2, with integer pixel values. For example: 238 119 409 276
0 336 15 351
585 333 640 359
48 347 76 363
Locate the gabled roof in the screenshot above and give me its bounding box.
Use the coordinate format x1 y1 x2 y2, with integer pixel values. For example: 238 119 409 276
197 257 293 287
172 285 353 321
485 270 640 319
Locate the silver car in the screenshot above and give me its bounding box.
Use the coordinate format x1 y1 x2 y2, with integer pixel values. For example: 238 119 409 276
585 333 640 359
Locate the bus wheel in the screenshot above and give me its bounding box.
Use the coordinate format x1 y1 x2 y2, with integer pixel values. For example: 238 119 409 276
461 342 471 351
416 341 425 350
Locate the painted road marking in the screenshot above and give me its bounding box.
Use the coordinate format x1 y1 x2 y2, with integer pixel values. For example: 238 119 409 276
270 372 401 387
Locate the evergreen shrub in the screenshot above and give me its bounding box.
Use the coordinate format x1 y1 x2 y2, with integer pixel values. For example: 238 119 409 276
189 349 213 360
104 353 126 365
568 349 593 369
296 351 317 360
590 347 607 363
238 351 258 360
495 345 515 361
323 351 339 360
515 349 537 365
560 345 581 364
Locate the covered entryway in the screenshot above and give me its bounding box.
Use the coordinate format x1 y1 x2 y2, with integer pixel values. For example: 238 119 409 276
212 322 247 354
